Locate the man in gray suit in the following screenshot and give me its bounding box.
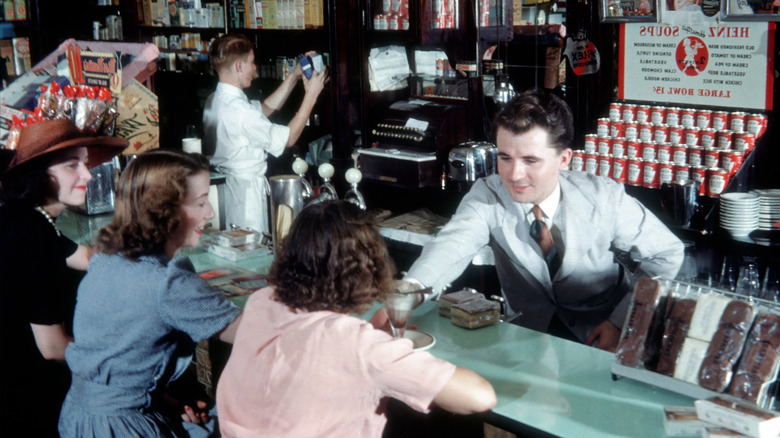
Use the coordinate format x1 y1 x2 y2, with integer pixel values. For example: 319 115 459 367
405 89 683 352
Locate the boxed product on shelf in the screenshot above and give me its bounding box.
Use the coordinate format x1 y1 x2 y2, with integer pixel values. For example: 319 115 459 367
696 396 780 438
613 277 780 410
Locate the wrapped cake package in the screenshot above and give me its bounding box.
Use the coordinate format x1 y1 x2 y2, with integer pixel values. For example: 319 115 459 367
698 301 756 392
450 297 500 330
728 312 780 405
616 277 670 368
656 298 697 376
696 396 780 438
674 337 711 384
688 293 733 342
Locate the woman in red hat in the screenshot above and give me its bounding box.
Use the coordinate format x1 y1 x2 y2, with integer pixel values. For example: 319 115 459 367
0 119 127 437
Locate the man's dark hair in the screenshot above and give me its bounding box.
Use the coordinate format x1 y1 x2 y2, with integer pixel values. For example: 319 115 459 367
492 89 574 153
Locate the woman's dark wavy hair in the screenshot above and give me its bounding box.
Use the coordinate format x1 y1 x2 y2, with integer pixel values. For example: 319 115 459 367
97 149 210 259
269 200 396 314
0 151 65 206
492 88 574 153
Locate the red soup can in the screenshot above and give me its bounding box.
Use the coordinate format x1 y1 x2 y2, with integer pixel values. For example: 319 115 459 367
609 102 623 122
666 107 681 127
599 154 613 179
721 150 743 177
598 136 613 155
638 122 654 142
624 122 638 141
729 111 747 133
703 147 720 168
636 105 651 124
659 161 674 186
716 130 733 150
612 137 626 158
746 113 767 137
654 124 670 144
700 128 717 148
626 140 641 159
712 111 729 131
584 152 599 175
622 103 637 122
657 143 672 163
734 132 756 154
597 118 610 137
688 146 703 167
690 165 707 187
627 158 644 186
641 141 657 161
705 167 729 197
612 156 627 183
673 164 690 184
584 134 598 153
570 151 585 171
668 125 684 145
643 160 660 188
671 145 689 165
681 108 696 128
684 127 701 147
651 106 666 125
696 109 712 129
610 120 626 139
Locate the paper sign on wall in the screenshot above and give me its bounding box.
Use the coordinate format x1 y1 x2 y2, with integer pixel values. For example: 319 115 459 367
619 23 775 110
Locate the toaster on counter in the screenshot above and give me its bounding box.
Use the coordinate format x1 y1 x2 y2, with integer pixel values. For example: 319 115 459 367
448 141 497 183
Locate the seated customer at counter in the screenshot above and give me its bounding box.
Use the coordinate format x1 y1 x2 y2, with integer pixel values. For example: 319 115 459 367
216 200 496 438
59 150 242 437
0 120 127 437
405 89 684 352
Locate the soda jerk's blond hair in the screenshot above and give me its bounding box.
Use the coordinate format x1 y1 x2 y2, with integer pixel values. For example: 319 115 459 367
209 33 254 71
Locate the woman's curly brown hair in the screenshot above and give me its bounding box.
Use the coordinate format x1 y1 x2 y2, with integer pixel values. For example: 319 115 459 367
96 149 210 259
269 200 396 315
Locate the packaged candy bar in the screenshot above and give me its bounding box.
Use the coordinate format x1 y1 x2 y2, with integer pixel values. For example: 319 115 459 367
698 300 755 392
656 298 697 376
728 312 780 405
616 277 670 368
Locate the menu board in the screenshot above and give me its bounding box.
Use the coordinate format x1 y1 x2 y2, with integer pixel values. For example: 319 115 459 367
619 23 775 110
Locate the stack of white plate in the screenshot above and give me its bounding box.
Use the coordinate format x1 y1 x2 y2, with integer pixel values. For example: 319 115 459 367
719 192 760 237
751 189 780 231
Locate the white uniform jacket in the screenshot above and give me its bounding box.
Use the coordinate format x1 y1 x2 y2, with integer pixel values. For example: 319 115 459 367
406 171 684 341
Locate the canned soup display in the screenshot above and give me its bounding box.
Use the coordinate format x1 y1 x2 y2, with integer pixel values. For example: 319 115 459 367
574 102 768 197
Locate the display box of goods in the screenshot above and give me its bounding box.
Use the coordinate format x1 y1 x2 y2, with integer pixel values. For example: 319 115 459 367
613 277 780 411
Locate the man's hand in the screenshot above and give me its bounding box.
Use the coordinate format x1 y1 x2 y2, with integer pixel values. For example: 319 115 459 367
585 320 621 353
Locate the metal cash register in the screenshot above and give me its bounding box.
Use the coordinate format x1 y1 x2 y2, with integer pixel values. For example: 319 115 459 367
358 99 468 189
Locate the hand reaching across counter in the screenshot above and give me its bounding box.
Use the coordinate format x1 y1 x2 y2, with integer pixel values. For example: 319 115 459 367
585 320 621 353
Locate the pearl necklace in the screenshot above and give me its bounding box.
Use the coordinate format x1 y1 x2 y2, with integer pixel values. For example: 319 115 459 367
34 206 61 237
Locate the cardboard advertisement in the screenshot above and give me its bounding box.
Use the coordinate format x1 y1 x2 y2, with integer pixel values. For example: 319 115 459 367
115 79 159 155
619 22 775 110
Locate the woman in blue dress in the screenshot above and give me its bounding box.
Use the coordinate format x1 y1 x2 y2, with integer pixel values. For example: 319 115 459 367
58 149 242 437
0 119 127 437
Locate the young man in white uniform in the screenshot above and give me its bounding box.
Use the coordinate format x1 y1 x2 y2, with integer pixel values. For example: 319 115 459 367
203 33 327 233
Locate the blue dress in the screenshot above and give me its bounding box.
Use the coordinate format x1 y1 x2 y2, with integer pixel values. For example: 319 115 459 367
58 253 241 437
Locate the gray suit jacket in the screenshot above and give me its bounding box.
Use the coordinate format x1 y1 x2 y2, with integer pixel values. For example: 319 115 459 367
406 171 684 342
